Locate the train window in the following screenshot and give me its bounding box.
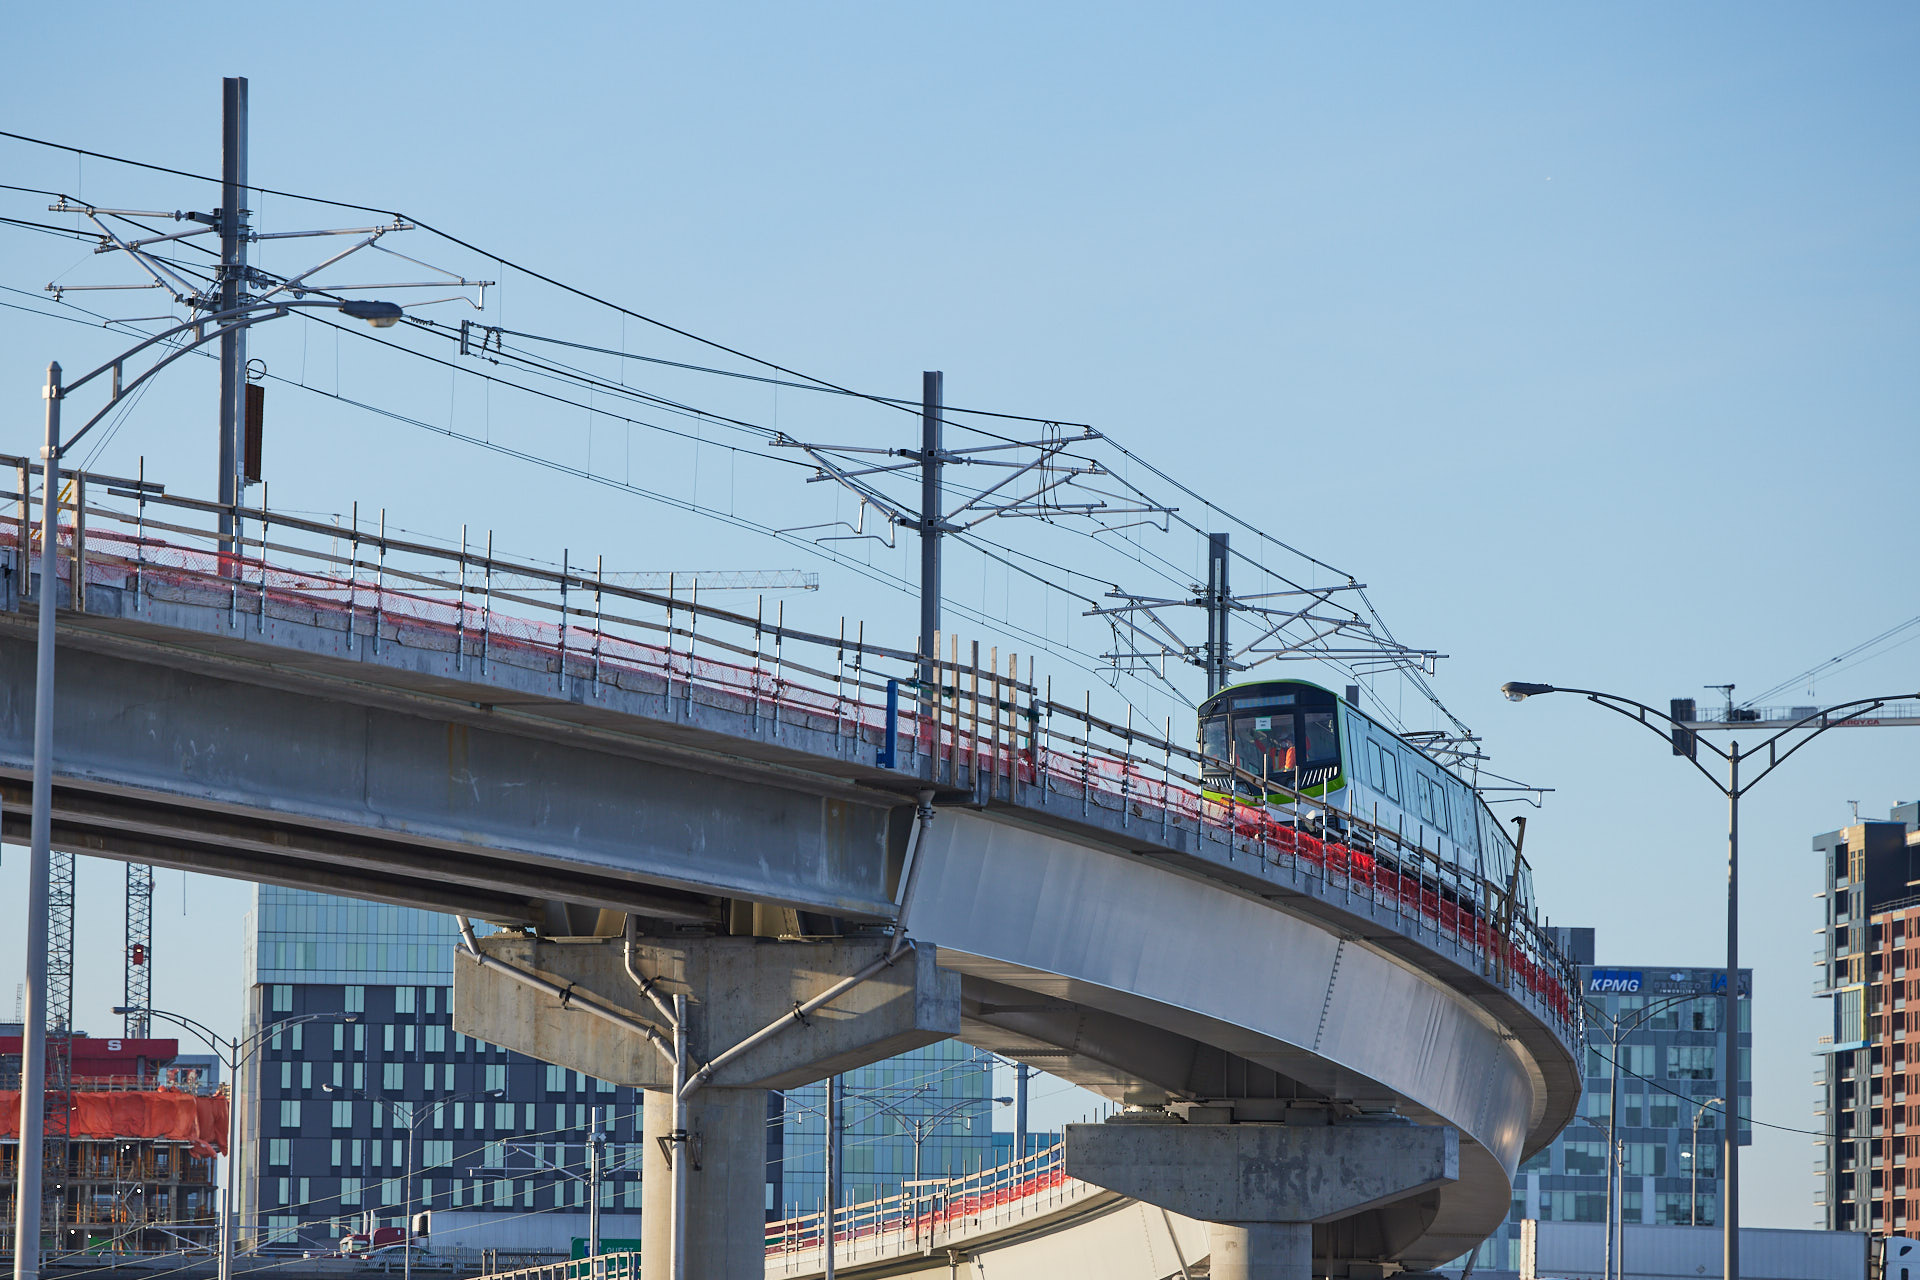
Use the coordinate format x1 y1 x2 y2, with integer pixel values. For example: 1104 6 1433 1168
1234 715 1299 777
1234 694 1294 710
1415 776 1436 825
1434 782 1450 831
1200 717 1228 763
1302 712 1338 767
1378 746 1401 802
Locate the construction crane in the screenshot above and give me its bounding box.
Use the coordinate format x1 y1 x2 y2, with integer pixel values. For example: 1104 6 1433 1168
125 865 153 1039
1675 616 1920 731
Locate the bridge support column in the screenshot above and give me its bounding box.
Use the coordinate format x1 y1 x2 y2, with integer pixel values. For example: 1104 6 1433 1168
1065 1119 1458 1280
640 1087 766 1280
455 930 961 1277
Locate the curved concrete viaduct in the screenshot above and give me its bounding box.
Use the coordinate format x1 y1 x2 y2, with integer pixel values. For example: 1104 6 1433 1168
0 487 1582 1277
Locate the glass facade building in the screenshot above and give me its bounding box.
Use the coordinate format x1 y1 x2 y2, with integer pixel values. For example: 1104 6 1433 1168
236 887 661 1253
777 1041 1000 1218
237 886 994 1249
1462 928 1753 1276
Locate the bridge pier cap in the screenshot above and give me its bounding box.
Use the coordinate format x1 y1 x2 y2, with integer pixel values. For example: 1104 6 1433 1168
1066 1118 1459 1280
452 932 960 1088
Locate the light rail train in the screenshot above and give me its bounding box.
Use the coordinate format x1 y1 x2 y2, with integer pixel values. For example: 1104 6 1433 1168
1197 678 1532 919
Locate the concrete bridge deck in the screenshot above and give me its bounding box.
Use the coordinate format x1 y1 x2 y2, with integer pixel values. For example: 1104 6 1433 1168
0 464 1582 1276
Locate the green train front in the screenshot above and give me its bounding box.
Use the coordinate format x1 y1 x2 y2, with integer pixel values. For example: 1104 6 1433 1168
1197 678 1529 912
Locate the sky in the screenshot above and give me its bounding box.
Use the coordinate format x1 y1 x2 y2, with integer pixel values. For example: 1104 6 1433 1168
1 3 1917 1227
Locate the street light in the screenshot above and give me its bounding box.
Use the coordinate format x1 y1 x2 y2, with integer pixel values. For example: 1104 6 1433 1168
11 295 405 1280
322 1084 503 1280
1690 1096 1724 1228
1501 681 1920 1280
110 1005 354 1280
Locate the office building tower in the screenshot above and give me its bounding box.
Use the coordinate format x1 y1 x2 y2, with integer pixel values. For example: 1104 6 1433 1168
1464 928 1752 1276
777 1041 1000 1218
237 887 657 1256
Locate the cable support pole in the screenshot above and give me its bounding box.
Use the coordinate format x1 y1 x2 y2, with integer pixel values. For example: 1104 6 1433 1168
919 371 943 697
216 77 249 575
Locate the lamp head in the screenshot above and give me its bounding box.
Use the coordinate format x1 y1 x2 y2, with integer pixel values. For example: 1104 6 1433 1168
992 1096 1014 1105
112 1006 141 1015
338 299 405 328
1501 681 1555 703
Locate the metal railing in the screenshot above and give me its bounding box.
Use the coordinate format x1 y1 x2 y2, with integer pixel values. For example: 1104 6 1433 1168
470 1252 640 1280
0 458 1580 1043
764 1140 1096 1269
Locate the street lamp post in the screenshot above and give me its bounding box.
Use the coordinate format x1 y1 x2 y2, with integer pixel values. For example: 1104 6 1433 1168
323 1084 502 1280
114 1006 354 1280
10 297 404 1280
1500 682 1920 1280
1691 1096 1724 1228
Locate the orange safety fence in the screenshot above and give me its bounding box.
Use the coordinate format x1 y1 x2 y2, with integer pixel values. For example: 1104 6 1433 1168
0 1090 228 1156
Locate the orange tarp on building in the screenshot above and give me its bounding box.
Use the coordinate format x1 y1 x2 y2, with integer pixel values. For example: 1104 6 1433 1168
0 1090 228 1156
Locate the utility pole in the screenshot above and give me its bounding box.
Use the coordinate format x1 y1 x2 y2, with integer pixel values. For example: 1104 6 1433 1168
823 1074 838 1280
1013 1063 1029 1161
216 76 249 567
12 362 63 1280
1203 532 1230 696
587 1106 605 1275
918 371 943 686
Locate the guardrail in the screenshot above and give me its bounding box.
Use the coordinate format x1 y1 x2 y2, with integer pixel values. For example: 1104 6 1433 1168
764 1140 1093 1269
468 1253 639 1280
0 458 1580 1044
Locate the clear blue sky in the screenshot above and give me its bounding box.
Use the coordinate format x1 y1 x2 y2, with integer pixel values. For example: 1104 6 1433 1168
2 4 1917 1225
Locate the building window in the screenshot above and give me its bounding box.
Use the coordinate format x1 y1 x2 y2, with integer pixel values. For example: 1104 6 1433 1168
424 1025 445 1054
1668 1046 1717 1080
346 986 365 1014
354 1023 366 1052
596 1077 615 1094
333 1024 345 1052
268 1139 291 1167
384 1063 406 1091
384 1025 396 1053
302 1062 313 1090
421 1140 453 1167
281 1062 293 1090
495 1102 516 1131
331 1139 342 1169
272 985 293 1013
1562 1141 1605 1175
280 1100 302 1129
332 1101 354 1130
546 1065 568 1093
395 987 416 1014
486 1064 507 1091
427 987 440 1014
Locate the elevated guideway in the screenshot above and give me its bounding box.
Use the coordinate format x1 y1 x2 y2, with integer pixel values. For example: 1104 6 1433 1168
0 459 1583 1276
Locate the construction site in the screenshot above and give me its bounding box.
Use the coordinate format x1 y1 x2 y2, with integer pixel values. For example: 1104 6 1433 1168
2 852 229 1262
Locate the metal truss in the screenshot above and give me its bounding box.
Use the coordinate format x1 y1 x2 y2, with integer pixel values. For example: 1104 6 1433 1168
774 426 1174 542
42 199 490 315
1089 579 1445 696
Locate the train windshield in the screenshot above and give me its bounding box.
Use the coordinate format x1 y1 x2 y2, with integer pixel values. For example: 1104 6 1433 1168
1200 685 1341 783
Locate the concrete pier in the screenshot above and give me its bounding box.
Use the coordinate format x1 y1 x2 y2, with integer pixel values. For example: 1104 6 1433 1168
1065 1119 1459 1280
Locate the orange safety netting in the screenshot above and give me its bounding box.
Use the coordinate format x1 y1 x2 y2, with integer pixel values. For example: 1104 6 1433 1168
0 1091 228 1156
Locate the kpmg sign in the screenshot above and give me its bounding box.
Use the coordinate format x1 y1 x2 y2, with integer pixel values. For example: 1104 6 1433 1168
1588 969 1643 993
1582 966 1752 997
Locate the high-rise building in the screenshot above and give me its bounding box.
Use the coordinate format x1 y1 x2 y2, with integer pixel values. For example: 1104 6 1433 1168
776 1042 1000 1219
1814 800 1920 1234
237 887 654 1256
1464 928 1753 1276
237 887 993 1253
